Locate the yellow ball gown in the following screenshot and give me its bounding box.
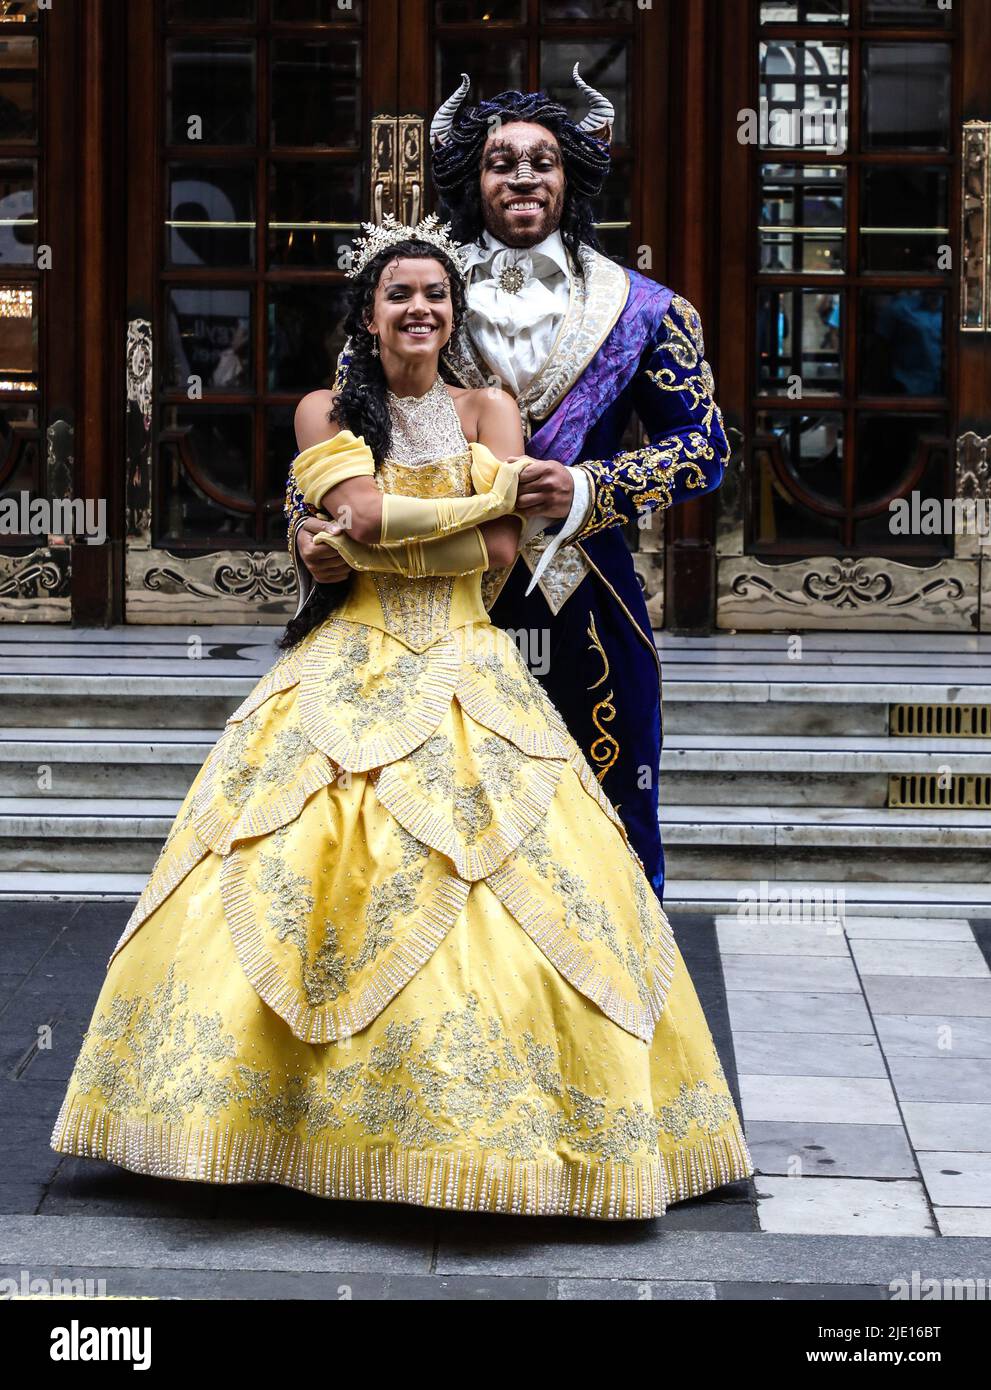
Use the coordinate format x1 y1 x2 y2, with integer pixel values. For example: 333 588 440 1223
50 416 754 1221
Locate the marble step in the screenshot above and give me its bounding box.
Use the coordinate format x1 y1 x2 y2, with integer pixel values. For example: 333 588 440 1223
1 798 989 877
0 676 249 730
0 730 215 798
661 734 991 807
0 798 175 873
5 664 991 736
2 729 989 804
661 687 991 737
661 804 991 885
665 878 991 917
0 871 146 900
1 872 989 915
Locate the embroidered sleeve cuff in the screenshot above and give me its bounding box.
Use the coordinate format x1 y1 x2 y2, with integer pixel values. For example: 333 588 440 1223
576 438 717 539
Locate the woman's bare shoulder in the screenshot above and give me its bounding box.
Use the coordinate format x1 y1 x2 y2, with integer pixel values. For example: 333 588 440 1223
294 389 340 451
449 384 520 440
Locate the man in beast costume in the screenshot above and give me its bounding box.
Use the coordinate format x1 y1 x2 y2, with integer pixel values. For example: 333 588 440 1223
286 68 729 901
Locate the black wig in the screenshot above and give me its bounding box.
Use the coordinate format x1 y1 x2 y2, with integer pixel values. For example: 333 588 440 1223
431 89 611 272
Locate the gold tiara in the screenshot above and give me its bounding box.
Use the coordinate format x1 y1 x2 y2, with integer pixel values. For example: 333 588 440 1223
346 212 469 279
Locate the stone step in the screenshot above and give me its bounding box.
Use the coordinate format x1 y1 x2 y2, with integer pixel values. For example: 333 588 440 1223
2 729 990 804
0 871 147 900
661 805 991 885
0 798 175 873
661 683 991 737
660 734 991 807
0 676 245 730
2 873 989 919
0 730 214 798
1 797 989 878
665 878 991 917
5 664 991 737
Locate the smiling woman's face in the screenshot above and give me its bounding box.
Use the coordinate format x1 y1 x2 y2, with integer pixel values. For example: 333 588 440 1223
480 120 566 249
365 257 454 363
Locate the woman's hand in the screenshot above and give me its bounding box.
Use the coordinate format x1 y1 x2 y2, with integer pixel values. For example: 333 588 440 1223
297 517 352 583
480 515 523 569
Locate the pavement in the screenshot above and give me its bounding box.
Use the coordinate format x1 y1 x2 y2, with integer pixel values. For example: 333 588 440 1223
2 900 990 1302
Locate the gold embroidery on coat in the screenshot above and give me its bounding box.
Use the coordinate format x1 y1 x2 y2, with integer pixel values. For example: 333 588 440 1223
586 612 620 781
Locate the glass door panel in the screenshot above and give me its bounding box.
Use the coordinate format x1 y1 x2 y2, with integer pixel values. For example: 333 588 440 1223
751 0 955 561
0 0 66 622
127 0 380 621
717 0 978 633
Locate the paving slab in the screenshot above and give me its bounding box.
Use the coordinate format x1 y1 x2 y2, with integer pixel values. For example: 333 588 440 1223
861 977 991 1018
873 1014 991 1059
934 1209 991 1237
715 924 848 956
745 1121 918 1180
717 1281 887 1301
755 1177 936 1237
850 940 989 979
556 1278 716 1300
842 918 977 941
740 1075 901 1126
886 1056 991 1104
723 956 860 994
902 1103 991 1153
917 1153 991 1209
727 989 873 1034
734 1031 886 1079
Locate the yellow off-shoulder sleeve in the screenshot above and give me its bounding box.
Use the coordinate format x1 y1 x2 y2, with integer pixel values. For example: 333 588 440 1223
468 441 508 496
294 430 376 508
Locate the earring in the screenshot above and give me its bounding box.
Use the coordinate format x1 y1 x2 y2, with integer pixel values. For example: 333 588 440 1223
370 335 379 358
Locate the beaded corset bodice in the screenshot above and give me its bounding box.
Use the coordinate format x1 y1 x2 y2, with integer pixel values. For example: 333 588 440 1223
335 378 488 652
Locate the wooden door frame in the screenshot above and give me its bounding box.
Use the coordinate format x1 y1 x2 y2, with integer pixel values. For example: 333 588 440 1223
711 0 990 634
663 0 725 632
71 0 126 626
0 2 84 623
120 0 400 624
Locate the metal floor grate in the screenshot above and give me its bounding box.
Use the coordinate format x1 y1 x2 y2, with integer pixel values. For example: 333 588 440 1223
890 704 991 739
889 773 991 809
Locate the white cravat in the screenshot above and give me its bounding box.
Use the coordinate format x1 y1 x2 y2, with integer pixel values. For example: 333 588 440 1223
462 229 570 395
462 229 592 588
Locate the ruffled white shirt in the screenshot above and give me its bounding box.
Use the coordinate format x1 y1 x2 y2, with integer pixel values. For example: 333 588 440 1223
461 229 591 590
461 229 571 395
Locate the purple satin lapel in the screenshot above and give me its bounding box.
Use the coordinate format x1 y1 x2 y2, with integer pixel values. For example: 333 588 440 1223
528 273 675 466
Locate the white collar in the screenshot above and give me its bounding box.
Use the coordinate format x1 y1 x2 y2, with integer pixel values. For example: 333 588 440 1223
463 228 571 281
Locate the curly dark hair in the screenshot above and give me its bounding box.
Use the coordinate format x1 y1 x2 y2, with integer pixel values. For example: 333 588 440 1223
279 238 468 651
431 89 611 274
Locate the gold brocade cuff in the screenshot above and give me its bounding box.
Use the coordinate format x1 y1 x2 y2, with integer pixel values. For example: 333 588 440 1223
294 430 376 508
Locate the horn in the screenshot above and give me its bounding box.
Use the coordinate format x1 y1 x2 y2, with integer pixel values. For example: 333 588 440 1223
430 72 471 148
572 62 614 143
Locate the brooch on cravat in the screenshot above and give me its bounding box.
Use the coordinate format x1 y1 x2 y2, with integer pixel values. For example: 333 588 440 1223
493 247 533 296
497 264 528 295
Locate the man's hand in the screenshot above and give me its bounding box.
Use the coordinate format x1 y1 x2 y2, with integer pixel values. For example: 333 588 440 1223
514 457 574 519
297 516 351 584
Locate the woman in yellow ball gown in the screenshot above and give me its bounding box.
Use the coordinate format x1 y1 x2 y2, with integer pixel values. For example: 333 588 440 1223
50 221 754 1220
